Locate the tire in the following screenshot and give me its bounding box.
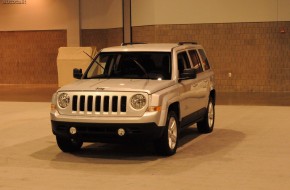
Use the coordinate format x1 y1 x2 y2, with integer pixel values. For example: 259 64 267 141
56 136 83 153
197 97 215 133
155 111 179 156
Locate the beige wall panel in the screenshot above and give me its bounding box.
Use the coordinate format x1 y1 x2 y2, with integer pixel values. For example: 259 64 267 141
132 0 290 26
279 0 290 21
0 0 68 30
80 0 122 29
0 0 80 46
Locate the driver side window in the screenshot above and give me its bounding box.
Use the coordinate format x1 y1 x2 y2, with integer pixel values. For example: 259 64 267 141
177 52 191 75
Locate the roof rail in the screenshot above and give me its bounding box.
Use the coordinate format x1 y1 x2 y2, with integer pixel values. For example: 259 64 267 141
121 42 146 46
178 41 198 45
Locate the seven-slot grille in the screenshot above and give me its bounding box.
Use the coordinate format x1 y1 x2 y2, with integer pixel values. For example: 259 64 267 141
72 95 127 114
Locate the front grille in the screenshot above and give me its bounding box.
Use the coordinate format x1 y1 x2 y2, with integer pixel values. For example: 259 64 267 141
72 95 127 114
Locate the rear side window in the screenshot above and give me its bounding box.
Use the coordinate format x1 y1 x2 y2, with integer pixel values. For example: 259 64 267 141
188 50 203 73
198 49 210 70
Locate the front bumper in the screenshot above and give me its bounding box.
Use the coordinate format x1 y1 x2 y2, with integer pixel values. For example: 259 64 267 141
51 121 165 143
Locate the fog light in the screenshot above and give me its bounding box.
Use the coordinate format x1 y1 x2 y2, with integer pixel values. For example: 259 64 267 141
69 127 77 135
117 128 125 136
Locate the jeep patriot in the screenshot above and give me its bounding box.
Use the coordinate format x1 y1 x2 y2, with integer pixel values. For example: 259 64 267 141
50 42 216 156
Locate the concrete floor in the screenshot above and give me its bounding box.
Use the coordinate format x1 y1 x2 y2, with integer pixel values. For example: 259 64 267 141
1 85 290 189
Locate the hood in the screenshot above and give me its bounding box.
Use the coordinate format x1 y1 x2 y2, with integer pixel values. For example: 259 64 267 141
58 79 175 94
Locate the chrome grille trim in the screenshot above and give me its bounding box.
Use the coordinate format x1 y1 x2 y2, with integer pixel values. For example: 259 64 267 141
72 94 127 115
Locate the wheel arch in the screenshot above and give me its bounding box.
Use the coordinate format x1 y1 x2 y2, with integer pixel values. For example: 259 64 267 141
168 102 180 122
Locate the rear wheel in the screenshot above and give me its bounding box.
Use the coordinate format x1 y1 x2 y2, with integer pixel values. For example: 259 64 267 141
155 111 179 156
56 136 83 153
197 97 215 133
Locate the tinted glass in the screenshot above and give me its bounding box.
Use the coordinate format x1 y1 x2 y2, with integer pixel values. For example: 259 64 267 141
198 49 210 70
188 50 203 73
85 52 171 80
177 52 191 75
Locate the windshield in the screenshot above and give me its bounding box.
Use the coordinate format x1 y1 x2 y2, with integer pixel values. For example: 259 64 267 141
84 52 171 80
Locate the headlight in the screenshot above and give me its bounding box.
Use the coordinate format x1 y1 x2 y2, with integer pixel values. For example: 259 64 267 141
58 93 70 108
131 94 146 110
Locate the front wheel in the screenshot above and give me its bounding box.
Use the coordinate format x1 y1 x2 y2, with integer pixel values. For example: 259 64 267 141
56 136 83 153
155 111 179 156
197 97 215 133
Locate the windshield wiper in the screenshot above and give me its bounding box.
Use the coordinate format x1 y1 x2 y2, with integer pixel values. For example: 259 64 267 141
83 51 105 70
130 58 150 79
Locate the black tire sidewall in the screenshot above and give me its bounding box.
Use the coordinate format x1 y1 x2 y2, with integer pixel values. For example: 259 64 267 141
197 97 215 133
155 111 179 156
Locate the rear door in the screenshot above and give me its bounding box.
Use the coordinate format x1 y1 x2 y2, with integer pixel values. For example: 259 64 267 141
197 49 212 107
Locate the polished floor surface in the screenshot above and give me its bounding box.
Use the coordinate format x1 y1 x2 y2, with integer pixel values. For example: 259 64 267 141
0 102 290 190
0 85 290 189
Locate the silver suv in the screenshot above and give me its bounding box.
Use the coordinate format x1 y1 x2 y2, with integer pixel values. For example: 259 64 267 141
50 42 215 156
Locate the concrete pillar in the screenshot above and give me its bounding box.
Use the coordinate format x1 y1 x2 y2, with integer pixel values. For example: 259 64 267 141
67 0 80 47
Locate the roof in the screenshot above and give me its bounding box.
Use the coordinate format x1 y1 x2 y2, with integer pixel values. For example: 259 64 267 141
101 43 200 52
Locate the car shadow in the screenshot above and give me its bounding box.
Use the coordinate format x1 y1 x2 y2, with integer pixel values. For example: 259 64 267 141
30 125 202 163
30 126 245 168
66 125 201 159
28 127 246 174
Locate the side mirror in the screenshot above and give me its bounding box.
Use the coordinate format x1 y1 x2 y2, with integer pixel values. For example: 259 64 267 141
179 68 197 80
73 68 83 79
